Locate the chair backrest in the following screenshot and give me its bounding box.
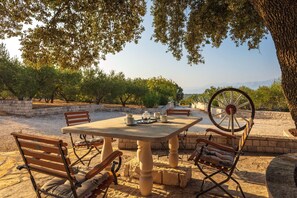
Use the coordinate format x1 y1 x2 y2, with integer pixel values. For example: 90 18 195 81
237 118 254 152
64 111 91 126
11 132 74 180
166 109 190 116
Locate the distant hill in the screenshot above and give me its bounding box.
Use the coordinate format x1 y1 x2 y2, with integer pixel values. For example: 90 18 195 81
184 78 278 94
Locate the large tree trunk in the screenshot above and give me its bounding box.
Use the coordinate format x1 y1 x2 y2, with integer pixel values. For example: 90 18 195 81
250 0 297 128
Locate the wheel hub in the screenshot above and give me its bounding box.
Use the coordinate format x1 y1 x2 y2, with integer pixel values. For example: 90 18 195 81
225 104 237 115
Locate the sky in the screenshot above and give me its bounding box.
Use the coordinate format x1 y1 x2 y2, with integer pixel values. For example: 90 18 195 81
2 3 281 94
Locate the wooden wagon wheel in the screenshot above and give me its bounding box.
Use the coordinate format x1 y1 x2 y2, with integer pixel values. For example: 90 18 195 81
207 88 255 132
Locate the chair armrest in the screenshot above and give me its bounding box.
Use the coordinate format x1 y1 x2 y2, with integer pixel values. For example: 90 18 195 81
17 165 28 170
85 150 123 179
206 128 237 139
196 138 235 152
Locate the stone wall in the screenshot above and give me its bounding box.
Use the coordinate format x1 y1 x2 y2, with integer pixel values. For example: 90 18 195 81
191 102 292 120
118 132 297 154
0 100 32 116
0 100 173 117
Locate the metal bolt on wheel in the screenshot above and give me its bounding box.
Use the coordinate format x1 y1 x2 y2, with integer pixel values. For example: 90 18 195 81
207 88 255 132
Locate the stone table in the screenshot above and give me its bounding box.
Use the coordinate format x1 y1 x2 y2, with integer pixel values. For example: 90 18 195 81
62 115 202 196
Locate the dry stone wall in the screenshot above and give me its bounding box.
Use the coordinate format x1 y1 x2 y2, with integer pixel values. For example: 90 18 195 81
0 100 173 117
191 102 292 120
119 132 297 154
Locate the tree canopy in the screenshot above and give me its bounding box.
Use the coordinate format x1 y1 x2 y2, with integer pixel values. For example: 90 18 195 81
0 0 146 69
152 0 268 65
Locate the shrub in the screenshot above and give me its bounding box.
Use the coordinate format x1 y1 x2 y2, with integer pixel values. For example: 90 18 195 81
143 92 159 108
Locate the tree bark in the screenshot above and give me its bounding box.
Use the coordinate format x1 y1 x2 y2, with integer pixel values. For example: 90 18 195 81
249 0 297 128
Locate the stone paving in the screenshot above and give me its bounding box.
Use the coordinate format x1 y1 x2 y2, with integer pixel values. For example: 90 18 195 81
0 144 275 198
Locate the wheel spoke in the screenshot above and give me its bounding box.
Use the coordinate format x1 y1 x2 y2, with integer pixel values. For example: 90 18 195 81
234 116 241 128
230 91 234 104
218 114 227 125
216 98 226 107
238 101 250 109
213 112 225 117
234 94 243 105
228 115 231 130
221 92 228 105
238 115 248 122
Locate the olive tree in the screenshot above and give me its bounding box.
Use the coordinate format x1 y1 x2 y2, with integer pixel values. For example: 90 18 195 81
81 68 110 104
0 43 38 100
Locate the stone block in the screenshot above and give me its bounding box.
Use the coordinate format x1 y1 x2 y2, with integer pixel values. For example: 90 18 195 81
124 164 130 177
163 170 179 186
260 140 268 147
253 140 260 146
283 148 290 153
268 141 277 147
245 140 253 146
152 170 162 184
179 166 191 188
276 141 285 147
257 147 264 152
275 147 284 153
266 147 275 153
118 142 126 149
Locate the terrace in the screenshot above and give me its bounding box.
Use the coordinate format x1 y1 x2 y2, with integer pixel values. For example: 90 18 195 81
0 106 296 197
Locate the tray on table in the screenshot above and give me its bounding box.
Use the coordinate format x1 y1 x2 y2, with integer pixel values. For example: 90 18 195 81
136 118 157 124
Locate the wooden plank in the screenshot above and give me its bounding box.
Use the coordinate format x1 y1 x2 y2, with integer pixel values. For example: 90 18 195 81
19 140 67 154
166 109 190 116
64 111 89 115
67 119 90 125
29 164 71 179
11 132 67 147
26 156 66 172
23 149 70 164
66 115 90 120
64 111 90 126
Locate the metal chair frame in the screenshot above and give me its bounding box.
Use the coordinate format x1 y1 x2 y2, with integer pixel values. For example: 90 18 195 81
189 119 253 198
64 111 103 166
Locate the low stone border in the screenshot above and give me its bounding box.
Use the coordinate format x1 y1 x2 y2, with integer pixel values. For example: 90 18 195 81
118 132 297 154
0 100 174 117
266 153 297 198
123 158 192 188
191 102 292 120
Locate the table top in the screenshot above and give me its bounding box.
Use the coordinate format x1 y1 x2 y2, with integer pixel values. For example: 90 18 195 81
61 116 202 142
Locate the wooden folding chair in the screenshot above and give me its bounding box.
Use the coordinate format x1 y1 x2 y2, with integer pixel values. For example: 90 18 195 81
188 118 254 198
64 111 103 166
11 132 122 198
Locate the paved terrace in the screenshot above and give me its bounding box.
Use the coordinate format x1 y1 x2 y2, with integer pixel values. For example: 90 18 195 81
0 109 296 197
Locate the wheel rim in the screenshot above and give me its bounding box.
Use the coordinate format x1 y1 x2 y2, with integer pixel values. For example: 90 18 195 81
207 88 255 132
